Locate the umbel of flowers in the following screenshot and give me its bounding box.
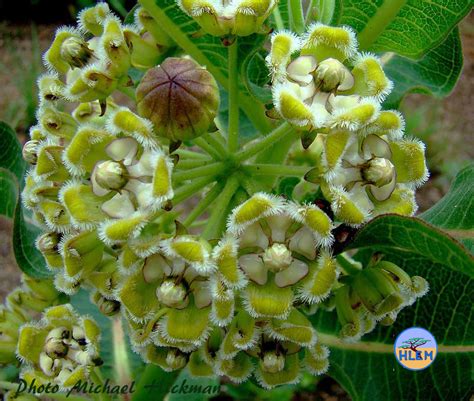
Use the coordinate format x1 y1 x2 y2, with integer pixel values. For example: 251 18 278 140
12 2 430 390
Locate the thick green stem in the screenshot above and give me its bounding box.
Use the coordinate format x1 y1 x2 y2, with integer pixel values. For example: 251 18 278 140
131 365 179 401
228 39 240 152
337 254 363 276
357 0 407 50
243 163 309 177
173 162 225 183
118 85 136 100
289 0 305 34
202 176 240 239
183 181 225 226
172 175 217 204
176 158 213 170
203 132 228 158
193 137 222 160
235 122 293 162
89 369 111 401
272 7 285 30
175 149 208 159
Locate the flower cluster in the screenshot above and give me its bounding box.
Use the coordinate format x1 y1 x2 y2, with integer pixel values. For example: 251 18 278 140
11 2 431 391
267 24 428 224
17 304 102 388
1 275 66 366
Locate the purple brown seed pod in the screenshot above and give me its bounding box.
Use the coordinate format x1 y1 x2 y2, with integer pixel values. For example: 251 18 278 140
136 57 220 142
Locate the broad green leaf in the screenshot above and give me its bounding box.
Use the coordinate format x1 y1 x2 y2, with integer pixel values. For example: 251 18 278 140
347 214 473 278
310 212 474 400
420 163 474 252
13 205 51 278
218 87 257 140
0 121 26 181
0 168 19 218
383 28 463 109
138 0 272 134
0 121 50 278
340 0 472 58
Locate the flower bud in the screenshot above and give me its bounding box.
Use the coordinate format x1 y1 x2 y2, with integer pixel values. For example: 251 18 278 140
22 140 40 164
45 338 69 359
156 280 188 308
262 243 292 272
313 58 354 92
60 36 94 69
362 157 395 187
261 351 285 373
136 57 219 141
78 3 111 36
93 160 128 191
165 348 188 370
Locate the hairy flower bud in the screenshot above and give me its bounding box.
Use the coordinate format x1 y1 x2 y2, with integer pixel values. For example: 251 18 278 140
261 351 285 373
262 243 293 272
22 140 40 164
313 58 354 92
136 57 219 141
156 280 188 308
362 157 396 187
93 160 128 191
60 36 94 69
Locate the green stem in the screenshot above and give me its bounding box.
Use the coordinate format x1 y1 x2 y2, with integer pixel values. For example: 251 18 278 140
289 0 305 34
173 162 225 183
89 369 111 401
202 176 240 239
176 158 213 170
357 0 407 50
131 365 179 401
228 39 239 152
175 149 208 159
235 122 293 162
243 163 309 177
0 381 17 390
240 176 261 196
336 254 363 276
193 137 222 160
272 7 285 30
118 85 136 100
172 175 217 204
203 132 228 158
183 181 225 226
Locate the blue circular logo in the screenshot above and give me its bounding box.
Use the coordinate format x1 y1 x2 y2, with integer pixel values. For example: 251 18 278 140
394 327 437 370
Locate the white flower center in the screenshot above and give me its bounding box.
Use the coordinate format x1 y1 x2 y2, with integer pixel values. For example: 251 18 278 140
94 160 128 190
363 157 395 187
261 352 285 373
262 243 293 272
156 280 187 308
314 58 352 92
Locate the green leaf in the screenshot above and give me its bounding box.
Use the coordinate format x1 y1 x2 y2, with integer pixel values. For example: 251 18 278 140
0 121 26 181
13 205 51 278
138 0 272 134
340 0 472 58
0 121 51 278
383 28 463 109
347 214 473 278
0 168 19 218
420 163 474 252
310 211 474 400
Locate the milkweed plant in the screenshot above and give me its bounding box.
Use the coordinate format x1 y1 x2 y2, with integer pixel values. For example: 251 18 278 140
1 1 472 400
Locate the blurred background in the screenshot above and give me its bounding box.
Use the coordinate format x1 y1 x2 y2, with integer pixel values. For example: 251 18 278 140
0 2 472 400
